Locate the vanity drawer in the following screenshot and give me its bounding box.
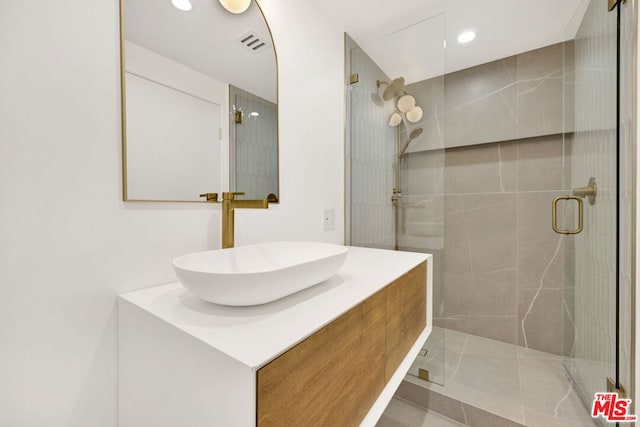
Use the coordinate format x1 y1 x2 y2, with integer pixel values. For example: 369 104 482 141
385 262 427 381
256 262 427 427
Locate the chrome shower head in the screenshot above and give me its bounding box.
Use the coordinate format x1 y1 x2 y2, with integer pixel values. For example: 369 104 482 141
376 77 406 101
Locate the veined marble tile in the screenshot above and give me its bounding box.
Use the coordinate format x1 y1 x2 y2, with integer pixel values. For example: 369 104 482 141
446 315 518 345
517 43 565 139
519 357 596 425
452 354 520 401
377 398 467 427
400 331 599 427
518 288 564 354
518 238 566 290
404 150 445 196
523 408 597 427
445 56 518 147
445 142 517 194
516 135 565 192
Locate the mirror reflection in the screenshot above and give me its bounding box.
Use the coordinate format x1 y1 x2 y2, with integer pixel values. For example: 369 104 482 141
121 0 278 202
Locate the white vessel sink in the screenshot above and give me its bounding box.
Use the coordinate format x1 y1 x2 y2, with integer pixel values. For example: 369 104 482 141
173 241 349 306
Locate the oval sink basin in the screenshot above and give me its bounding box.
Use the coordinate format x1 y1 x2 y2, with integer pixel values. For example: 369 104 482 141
173 241 349 306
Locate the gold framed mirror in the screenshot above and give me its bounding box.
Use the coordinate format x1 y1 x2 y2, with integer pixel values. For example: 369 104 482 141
119 0 278 202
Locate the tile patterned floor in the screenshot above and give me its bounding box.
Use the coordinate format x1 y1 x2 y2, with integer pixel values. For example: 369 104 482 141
377 398 467 427
395 328 598 427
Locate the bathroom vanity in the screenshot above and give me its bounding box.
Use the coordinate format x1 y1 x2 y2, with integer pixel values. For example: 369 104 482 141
118 246 432 427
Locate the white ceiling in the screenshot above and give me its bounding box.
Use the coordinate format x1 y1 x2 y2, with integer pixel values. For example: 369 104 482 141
315 0 588 83
124 0 277 102
124 0 589 98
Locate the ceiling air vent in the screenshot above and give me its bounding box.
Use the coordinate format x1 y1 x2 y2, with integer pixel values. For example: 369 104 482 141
235 30 271 54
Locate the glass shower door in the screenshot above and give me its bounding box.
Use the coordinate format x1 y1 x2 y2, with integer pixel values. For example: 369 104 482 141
346 12 447 385
561 0 632 412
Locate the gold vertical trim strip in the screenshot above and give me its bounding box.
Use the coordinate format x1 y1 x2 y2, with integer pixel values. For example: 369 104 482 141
344 33 353 245
628 0 638 410
254 0 280 203
119 0 128 201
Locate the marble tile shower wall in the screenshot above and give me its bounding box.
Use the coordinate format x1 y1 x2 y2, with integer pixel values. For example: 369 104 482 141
402 42 574 355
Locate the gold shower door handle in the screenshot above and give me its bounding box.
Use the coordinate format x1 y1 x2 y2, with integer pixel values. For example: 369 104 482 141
552 196 584 235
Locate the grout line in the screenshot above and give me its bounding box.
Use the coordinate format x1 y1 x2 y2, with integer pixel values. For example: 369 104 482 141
483 267 517 274
515 300 526 426
497 143 506 192
450 334 470 381
501 58 515 80
442 314 516 320
516 355 526 425
460 199 479 300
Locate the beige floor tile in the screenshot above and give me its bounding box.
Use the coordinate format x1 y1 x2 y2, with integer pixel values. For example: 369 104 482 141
523 408 598 427
402 329 596 426
377 398 466 427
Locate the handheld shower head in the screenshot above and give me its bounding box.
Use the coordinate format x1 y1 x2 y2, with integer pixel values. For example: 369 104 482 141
409 127 423 140
399 127 424 158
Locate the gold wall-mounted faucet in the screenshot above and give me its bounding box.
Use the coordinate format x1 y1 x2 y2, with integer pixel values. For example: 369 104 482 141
199 192 269 249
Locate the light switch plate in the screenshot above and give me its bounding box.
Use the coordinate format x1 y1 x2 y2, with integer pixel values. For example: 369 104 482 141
323 209 335 231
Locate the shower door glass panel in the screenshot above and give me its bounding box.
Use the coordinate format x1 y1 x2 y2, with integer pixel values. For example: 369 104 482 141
346 12 446 385
562 0 631 411
231 87 279 200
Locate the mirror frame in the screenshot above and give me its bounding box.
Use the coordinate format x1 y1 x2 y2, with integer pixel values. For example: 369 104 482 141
118 0 280 203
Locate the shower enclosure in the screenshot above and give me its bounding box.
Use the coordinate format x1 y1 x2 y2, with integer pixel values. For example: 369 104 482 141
346 0 633 423
562 0 633 412
345 12 447 385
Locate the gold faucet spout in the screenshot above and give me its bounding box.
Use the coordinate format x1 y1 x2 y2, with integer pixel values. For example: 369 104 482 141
201 191 269 249
230 199 269 209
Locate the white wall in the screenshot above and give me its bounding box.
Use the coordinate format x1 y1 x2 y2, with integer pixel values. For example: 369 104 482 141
237 0 345 245
0 0 344 426
124 41 229 200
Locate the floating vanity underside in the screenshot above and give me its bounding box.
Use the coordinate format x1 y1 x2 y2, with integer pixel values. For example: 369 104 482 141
118 246 432 427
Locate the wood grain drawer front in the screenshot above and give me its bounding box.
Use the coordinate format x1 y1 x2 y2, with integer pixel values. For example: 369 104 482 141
257 291 386 427
385 263 427 381
257 262 427 427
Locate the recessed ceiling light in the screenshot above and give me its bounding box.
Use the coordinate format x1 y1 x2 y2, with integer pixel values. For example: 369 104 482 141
457 31 476 44
171 0 193 12
250 112 259 117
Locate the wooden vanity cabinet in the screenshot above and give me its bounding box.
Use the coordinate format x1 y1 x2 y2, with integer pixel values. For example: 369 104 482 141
119 249 430 427
257 263 426 427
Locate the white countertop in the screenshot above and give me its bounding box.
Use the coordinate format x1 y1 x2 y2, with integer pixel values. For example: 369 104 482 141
119 246 429 370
